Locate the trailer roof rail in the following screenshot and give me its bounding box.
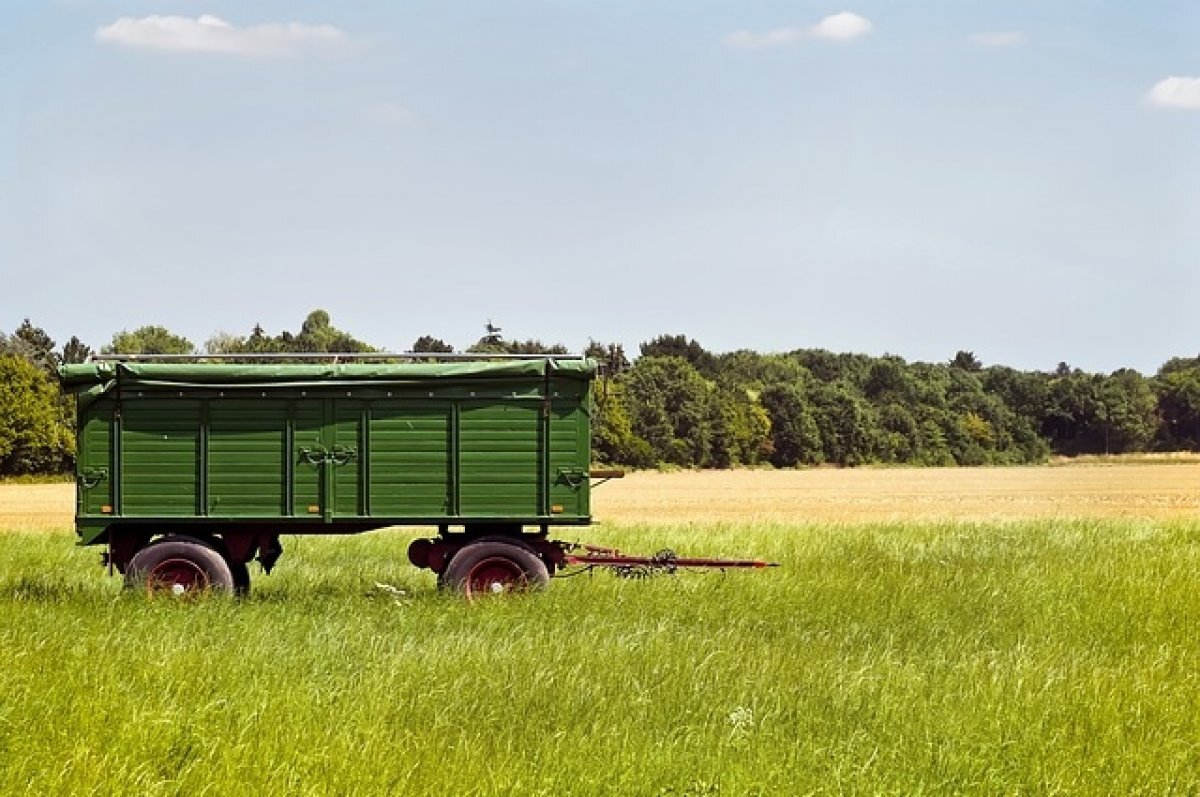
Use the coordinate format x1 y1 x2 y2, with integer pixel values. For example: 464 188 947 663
89 352 588 363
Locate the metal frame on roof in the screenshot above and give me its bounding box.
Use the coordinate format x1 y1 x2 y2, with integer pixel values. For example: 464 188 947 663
89 352 586 363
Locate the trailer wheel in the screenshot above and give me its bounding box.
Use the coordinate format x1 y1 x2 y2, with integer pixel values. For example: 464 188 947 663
442 541 550 598
126 538 237 597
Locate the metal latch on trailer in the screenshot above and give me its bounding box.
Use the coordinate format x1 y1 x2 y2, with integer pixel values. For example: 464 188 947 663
298 446 358 466
78 468 108 488
555 468 625 488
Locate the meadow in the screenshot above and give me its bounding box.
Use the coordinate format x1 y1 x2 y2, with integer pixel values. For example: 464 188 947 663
1 465 1198 795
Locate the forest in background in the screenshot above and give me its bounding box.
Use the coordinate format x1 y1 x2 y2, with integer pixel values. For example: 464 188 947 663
4 309 1200 475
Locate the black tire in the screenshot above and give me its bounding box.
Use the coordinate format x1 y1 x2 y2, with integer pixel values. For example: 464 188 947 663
125 538 237 596
174 534 251 596
182 534 253 596
151 533 251 596
442 540 550 599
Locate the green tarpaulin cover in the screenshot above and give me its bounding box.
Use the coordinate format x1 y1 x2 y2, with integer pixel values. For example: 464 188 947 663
60 359 596 407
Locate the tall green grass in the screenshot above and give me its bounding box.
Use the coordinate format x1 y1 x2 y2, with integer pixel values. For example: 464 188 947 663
1 521 1197 795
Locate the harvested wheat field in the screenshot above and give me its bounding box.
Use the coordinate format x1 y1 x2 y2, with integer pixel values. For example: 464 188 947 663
4 460 1200 532
593 461 1200 525
0 482 74 532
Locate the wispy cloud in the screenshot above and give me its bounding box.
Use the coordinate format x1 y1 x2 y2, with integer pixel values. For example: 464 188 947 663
95 15 351 57
724 28 805 49
969 31 1025 48
724 12 872 50
1147 76 1200 109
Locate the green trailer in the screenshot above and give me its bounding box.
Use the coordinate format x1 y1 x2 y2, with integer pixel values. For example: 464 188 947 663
59 355 616 596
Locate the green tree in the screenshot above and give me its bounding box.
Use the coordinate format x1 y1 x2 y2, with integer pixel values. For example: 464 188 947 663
466 322 567 355
950 350 983 372
982 366 1048 428
622 356 714 466
203 331 244 355
1095 369 1157 454
295 310 374 353
875 402 920 463
103 326 195 355
467 337 569 355
708 386 772 467
943 365 1046 464
13 319 59 372
712 350 806 391
0 334 34 365
955 412 994 465
1039 369 1152 456
506 340 570 355
759 384 822 467
205 312 375 357
0 355 73 474
591 380 654 467
791 349 874 388
412 336 454 353
863 356 918 404
243 324 277 353
1155 358 1200 449
584 340 630 376
808 381 879 466
639 334 715 376
60 336 92 364
1 321 54 372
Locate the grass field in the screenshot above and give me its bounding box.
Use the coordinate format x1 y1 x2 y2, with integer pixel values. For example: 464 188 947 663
1 466 1198 794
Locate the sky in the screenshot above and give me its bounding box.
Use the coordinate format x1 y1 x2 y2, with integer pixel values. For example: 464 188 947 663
2 1 1198 373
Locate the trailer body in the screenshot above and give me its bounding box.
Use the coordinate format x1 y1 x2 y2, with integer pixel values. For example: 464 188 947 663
59 358 597 593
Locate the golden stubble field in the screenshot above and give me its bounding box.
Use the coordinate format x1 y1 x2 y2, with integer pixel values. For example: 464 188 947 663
3 459 1200 532
594 461 1200 525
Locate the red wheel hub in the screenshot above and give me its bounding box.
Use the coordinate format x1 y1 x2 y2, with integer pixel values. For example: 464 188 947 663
147 557 210 596
464 556 527 599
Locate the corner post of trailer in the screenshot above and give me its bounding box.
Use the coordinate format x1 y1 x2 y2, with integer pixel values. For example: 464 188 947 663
540 362 552 517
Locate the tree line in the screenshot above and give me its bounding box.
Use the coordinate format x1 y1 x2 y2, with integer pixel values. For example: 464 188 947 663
3 311 1200 475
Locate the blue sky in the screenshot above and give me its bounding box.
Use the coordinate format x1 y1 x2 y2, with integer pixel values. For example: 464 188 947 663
2 1 1198 372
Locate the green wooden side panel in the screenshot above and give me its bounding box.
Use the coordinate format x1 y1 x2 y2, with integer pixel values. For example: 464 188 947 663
121 400 200 516
548 401 590 517
292 403 324 517
332 402 362 516
367 401 452 517
76 377 591 527
207 401 286 516
459 403 540 516
79 404 114 516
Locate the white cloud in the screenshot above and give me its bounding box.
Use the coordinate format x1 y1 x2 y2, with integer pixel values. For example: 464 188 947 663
1147 76 1200 109
724 12 872 49
969 31 1025 47
95 14 351 57
810 12 873 42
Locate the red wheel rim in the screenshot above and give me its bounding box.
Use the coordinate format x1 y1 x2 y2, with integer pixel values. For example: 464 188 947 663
146 557 210 596
464 556 527 599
